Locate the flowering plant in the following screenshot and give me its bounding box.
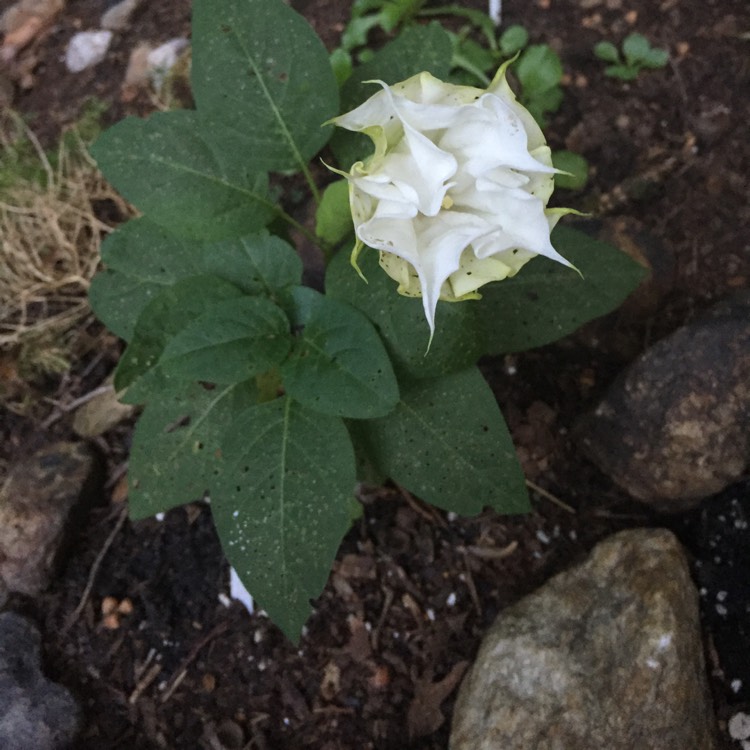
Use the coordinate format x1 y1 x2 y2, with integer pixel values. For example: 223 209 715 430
89 0 644 640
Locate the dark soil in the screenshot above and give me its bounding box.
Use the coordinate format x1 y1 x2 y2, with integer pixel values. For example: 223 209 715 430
1 0 749 748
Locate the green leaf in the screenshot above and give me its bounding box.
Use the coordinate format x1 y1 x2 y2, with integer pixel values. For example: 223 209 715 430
515 44 563 96
214 397 355 640
341 15 383 50
160 296 291 384
330 22 453 168
91 111 275 240
621 33 652 65
315 180 353 246
641 47 669 69
477 225 647 354
115 275 243 398
593 41 620 63
330 48 353 86
363 367 529 514
605 64 639 81
89 219 302 342
281 286 399 418
326 247 484 379
191 0 339 172
128 379 258 519
552 150 589 191
499 24 529 56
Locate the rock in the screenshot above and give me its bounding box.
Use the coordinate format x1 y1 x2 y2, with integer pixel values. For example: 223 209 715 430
101 0 140 31
575 293 750 510
0 612 81 749
64 30 113 73
0 442 100 596
72 379 135 438
146 37 189 90
450 529 717 750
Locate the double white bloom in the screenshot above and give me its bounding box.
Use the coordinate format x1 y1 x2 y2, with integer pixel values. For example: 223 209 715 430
331 63 572 334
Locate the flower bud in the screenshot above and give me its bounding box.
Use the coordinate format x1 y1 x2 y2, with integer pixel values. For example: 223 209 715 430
331 63 573 334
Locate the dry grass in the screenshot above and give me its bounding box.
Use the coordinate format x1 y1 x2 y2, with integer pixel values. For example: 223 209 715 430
0 113 132 390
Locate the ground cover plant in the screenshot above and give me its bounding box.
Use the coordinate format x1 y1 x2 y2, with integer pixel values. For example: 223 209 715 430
88 0 643 640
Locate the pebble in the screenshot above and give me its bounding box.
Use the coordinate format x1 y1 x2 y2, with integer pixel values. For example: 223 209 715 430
65 30 113 73
101 0 140 31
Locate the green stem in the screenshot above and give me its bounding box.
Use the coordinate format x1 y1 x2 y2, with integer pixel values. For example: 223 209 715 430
300 161 322 205
274 205 332 260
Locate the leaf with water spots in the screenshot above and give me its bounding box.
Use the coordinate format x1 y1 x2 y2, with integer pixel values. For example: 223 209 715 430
213 397 356 640
191 0 339 172
362 367 529 515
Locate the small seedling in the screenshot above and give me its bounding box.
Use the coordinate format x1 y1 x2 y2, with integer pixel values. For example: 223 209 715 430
594 33 668 81
514 44 564 127
552 150 589 191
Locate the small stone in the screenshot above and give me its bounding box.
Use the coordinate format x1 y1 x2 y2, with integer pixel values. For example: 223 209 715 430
0 612 81 749
730 713 750 741
451 529 717 750
65 30 113 73
0 442 101 596
101 0 140 31
575 293 750 510
146 38 189 90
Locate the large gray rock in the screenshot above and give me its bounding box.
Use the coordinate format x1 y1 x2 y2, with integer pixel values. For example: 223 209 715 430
450 529 717 750
575 293 750 510
0 441 100 596
0 612 81 749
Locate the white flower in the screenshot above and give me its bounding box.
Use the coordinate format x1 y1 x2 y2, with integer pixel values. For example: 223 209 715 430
330 63 573 335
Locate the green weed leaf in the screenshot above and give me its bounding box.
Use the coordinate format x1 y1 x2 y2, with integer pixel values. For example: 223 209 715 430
552 150 589 191
315 180 353 246
91 111 275 240
214 397 356 640
281 286 399 418
593 41 620 63
499 24 529 56
363 368 529 514
191 0 339 172
515 44 562 96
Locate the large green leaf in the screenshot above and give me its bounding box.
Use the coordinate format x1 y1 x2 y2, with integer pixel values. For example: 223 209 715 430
477 225 647 354
330 22 453 169
214 397 356 640
160 296 291 384
281 286 399 418
115 275 243 399
91 111 275 240
89 219 302 342
128 380 257 519
191 0 339 172
362 368 529 514
325 247 484 379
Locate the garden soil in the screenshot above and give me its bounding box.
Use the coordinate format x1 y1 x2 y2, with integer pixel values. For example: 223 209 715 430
1 0 749 748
